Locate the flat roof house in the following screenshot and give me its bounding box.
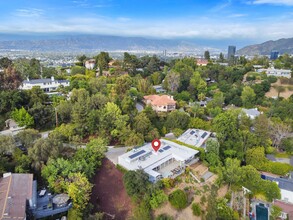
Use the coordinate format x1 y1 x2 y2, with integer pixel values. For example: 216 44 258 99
118 139 199 182
0 173 72 220
177 128 211 148
143 95 176 112
19 76 70 93
257 68 291 78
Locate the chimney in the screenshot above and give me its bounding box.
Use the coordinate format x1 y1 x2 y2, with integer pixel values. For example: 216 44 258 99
51 76 55 81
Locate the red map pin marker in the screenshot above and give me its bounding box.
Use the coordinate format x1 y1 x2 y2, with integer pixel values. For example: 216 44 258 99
151 139 161 152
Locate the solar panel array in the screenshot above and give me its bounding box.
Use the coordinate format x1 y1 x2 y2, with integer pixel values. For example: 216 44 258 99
201 132 208 139
129 150 146 159
163 146 171 150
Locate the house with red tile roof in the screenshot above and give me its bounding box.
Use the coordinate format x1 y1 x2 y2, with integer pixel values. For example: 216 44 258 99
196 59 209 66
143 95 176 112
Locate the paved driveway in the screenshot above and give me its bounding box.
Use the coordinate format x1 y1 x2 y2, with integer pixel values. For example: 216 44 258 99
105 147 128 165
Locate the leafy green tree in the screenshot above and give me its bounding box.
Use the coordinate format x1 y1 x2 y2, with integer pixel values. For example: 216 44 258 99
165 110 190 131
11 107 34 127
124 131 144 147
224 158 242 186
123 170 150 197
205 139 221 167
100 102 129 140
15 129 40 148
216 198 235 220
133 112 152 136
28 104 55 130
132 198 152 220
0 135 15 154
254 114 271 148
28 137 62 170
168 189 188 210
206 185 218 219
270 205 282 220
204 51 210 60
13 148 31 173
149 190 168 209
189 72 207 99
114 75 132 98
67 172 93 211
241 86 256 108
165 71 180 92
191 203 201 216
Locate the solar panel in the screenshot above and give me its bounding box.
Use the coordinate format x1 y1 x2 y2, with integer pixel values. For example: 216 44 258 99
159 149 164 153
201 132 208 139
129 150 146 159
190 131 195 135
163 146 171 150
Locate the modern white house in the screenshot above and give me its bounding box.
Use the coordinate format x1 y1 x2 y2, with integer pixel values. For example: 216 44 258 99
118 139 199 182
257 68 291 78
19 76 70 92
177 128 212 148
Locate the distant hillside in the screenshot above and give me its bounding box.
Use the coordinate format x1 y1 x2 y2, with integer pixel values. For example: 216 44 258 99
237 37 293 56
0 35 204 52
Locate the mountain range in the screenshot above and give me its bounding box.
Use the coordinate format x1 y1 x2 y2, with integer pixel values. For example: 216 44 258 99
0 35 207 53
237 37 293 56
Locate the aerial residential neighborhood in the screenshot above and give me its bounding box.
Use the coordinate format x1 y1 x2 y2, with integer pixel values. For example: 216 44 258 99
1 1 293 220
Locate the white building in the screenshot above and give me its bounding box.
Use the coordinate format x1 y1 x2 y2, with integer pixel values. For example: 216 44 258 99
257 68 291 78
242 108 261 120
85 59 96 70
118 139 199 182
19 77 70 92
177 128 211 148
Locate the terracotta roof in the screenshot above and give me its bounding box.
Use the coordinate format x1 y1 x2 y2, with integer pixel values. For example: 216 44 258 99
0 173 33 220
144 95 176 106
274 200 293 219
196 59 209 65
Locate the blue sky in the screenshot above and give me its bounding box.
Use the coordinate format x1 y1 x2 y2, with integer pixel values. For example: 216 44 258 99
1 0 293 45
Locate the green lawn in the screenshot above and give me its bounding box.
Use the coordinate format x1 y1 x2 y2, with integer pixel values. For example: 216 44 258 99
274 152 291 158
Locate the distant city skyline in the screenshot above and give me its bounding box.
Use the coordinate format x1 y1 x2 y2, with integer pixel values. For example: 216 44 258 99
1 0 293 46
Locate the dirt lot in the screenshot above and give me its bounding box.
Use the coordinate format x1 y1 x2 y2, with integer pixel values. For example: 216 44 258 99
90 158 133 220
266 79 293 98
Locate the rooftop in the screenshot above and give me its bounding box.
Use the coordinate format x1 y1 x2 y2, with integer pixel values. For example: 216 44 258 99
242 108 261 118
118 139 199 178
143 95 176 106
23 77 69 85
0 173 33 220
177 128 211 148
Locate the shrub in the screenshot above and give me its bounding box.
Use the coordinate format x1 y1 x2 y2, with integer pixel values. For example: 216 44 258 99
192 203 201 216
168 189 188 210
149 190 168 209
156 214 174 220
200 195 207 205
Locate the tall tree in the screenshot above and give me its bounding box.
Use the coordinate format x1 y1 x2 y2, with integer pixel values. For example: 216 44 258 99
241 86 256 108
28 137 62 170
204 50 210 60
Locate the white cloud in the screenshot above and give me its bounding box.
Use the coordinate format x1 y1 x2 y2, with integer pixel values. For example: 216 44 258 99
249 0 293 6
13 8 44 17
2 13 293 42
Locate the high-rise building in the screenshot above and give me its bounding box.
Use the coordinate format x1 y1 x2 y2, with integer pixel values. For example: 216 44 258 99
270 50 279 60
227 45 236 59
